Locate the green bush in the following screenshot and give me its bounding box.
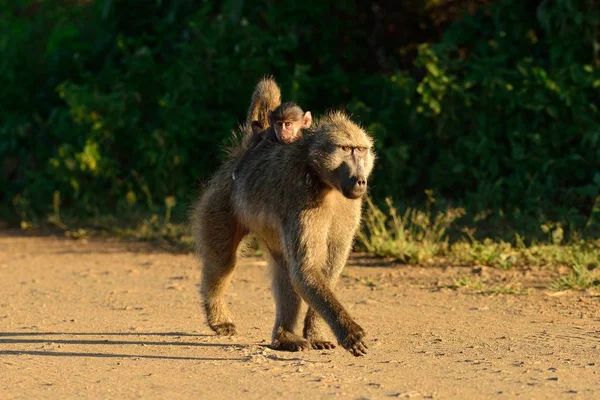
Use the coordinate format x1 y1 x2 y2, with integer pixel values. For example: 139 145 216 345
1 0 598 238
348 0 600 233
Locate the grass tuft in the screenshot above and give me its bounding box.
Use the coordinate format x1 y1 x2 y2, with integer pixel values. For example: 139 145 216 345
551 262 600 291
356 196 465 264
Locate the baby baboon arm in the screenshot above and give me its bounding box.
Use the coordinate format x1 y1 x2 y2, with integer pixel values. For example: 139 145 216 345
284 225 367 356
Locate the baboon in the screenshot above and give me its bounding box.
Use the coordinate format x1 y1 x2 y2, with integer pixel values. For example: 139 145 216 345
253 102 313 144
233 102 312 180
191 78 375 356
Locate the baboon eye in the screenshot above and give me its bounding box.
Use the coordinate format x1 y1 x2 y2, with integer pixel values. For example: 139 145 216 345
341 146 351 152
356 147 367 153
284 121 292 128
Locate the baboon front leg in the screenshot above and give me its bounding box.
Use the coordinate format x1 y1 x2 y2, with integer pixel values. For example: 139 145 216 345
269 252 310 352
292 269 367 356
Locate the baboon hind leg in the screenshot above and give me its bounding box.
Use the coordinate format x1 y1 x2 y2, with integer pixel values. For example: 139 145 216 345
303 307 336 350
268 251 310 352
303 266 342 350
192 190 247 336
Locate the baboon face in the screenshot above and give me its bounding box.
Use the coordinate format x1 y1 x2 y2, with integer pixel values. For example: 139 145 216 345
327 145 373 199
273 111 312 143
268 103 312 143
309 113 375 200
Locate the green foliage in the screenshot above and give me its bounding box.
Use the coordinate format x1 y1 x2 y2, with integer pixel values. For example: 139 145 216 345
454 238 518 270
450 228 600 271
1 0 599 238
349 0 600 232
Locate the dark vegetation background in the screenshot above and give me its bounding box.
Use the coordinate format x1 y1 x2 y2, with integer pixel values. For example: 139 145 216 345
1 0 599 241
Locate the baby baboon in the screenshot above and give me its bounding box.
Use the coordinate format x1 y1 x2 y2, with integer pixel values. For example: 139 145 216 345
234 102 312 180
263 102 312 143
191 78 375 356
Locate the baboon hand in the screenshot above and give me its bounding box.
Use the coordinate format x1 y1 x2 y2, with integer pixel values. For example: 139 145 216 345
340 324 368 356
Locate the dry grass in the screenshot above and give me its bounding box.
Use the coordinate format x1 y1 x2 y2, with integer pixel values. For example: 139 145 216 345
357 196 600 291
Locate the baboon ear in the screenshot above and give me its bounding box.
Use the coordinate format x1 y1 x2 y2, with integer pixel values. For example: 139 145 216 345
251 120 263 135
302 111 313 128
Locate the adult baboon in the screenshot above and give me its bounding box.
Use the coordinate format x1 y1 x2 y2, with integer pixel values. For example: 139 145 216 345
191 78 375 356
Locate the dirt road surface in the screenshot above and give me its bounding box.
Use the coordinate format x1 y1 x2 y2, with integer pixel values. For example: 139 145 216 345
1 232 599 399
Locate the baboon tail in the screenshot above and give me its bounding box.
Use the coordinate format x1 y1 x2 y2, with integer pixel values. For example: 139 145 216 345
227 76 282 158
245 76 281 129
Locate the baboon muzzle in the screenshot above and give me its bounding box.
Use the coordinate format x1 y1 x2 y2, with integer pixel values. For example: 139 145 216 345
342 175 367 199
337 155 369 199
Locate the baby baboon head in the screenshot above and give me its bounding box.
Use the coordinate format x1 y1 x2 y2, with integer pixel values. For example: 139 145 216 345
308 111 375 199
268 102 312 143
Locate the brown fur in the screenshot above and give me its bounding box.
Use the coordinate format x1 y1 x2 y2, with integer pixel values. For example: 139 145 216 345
242 76 281 148
191 80 375 356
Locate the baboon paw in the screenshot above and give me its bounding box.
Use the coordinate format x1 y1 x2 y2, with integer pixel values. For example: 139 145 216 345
212 323 237 336
341 328 368 356
310 340 336 350
272 339 310 352
272 334 310 352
